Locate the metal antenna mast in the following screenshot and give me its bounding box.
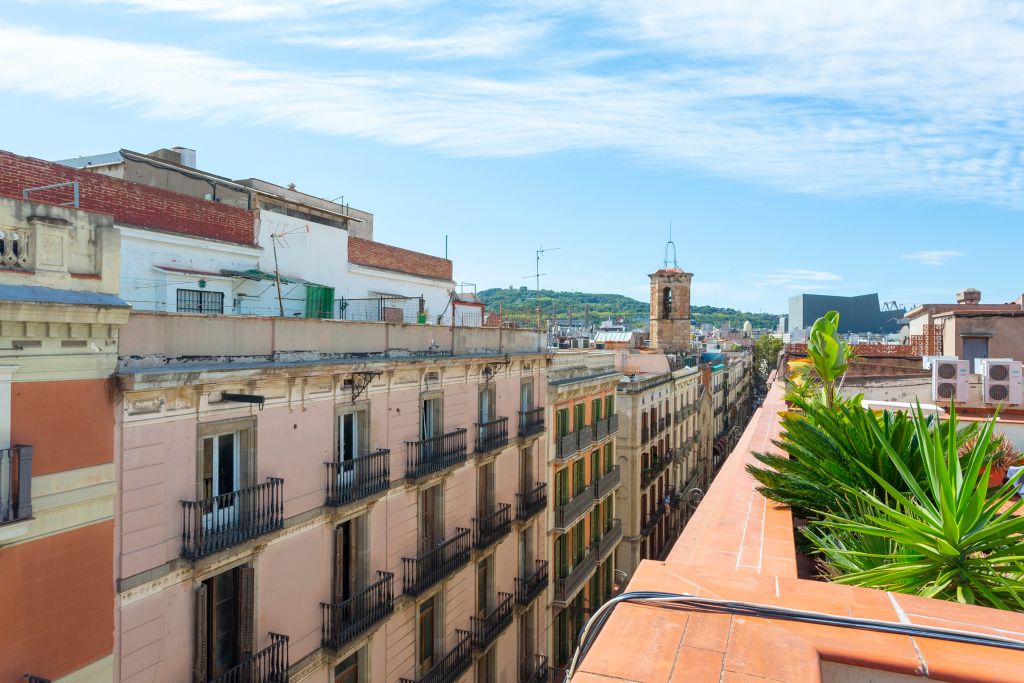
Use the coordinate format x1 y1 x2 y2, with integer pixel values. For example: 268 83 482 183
663 221 678 269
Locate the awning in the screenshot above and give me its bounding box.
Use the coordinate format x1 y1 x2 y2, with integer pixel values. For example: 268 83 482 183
154 265 232 279
219 268 328 288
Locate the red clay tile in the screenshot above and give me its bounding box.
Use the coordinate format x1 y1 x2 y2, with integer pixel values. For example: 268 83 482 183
667 645 726 682
681 612 732 652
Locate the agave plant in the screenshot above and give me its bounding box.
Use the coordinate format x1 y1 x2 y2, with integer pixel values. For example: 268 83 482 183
747 393 958 517
814 403 1024 610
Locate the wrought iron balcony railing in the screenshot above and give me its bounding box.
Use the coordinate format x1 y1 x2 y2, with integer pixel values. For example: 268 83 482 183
181 477 284 560
516 482 547 521
553 546 596 605
475 416 509 454
578 424 594 451
324 449 390 507
553 489 594 532
473 503 512 550
470 592 513 649
1 445 33 524
399 630 472 683
520 655 548 683
641 426 650 444
402 528 471 596
592 465 620 501
641 504 666 536
518 407 545 437
321 571 394 650
555 431 579 461
606 414 619 437
405 428 467 480
515 560 548 605
594 417 608 441
209 632 289 683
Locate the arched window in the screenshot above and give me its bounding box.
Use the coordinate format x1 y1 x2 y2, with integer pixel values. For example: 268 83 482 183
662 287 672 319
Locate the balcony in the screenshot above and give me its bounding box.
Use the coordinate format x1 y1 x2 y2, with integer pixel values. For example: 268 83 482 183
516 482 547 521
399 629 472 683
658 417 666 433
210 632 289 683
324 449 390 507
594 518 622 561
515 560 548 605
641 426 650 444
641 504 665 536
473 503 512 550
578 424 594 451
519 407 545 437
641 454 671 489
520 655 549 683
402 528 471 596
180 477 284 560
592 465 620 501
471 591 513 649
405 428 467 480
553 489 594 532
553 548 596 605
475 417 509 454
321 571 394 651
606 414 619 436
1 445 33 525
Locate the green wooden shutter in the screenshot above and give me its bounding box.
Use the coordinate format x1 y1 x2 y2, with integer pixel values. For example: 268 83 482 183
305 285 335 318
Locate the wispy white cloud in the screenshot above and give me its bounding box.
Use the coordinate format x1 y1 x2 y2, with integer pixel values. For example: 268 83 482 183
3 0 1024 207
756 269 843 291
285 17 550 59
901 250 964 266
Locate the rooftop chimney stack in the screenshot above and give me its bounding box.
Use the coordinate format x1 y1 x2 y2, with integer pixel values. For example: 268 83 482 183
956 288 981 305
172 146 196 168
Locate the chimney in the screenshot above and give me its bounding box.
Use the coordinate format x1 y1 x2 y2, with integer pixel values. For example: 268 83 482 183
172 146 196 168
956 288 981 305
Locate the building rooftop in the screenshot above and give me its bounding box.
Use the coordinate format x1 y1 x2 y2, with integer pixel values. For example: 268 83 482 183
571 379 1024 683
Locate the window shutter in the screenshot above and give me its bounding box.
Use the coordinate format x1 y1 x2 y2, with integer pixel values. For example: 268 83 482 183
193 583 208 683
333 524 345 603
238 566 255 658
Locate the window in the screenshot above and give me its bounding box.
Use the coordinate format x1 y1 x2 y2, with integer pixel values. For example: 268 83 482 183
177 288 224 314
418 595 439 673
519 447 533 494
590 508 601 543
554 535 567 578
198 418 255 505
334 517 366 604
573 403 585 431
335 651 361 683
661 287 672 319
603 443 613 471
590 450 601 480
554 468 569 506
572 520 586 564
604 498 613 531
421 396 443 440
336 408 368 464
479 384 496 425
605 395 614 417
194 565 254 679
478 461 495 515
520 380 534 413
476 647 496 683
555 408 569 438
419 485 443 549
591 398 602 423
519 605 536 663
477 555 494 616
572 460 585 496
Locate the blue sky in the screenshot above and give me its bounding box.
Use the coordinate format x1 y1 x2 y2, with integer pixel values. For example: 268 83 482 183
2 1 1023 314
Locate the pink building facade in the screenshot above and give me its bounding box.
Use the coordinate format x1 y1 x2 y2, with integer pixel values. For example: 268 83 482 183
114 314 550 683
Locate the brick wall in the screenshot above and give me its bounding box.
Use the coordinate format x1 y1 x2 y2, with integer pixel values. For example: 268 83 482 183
0 149 255 245
348 235 453 281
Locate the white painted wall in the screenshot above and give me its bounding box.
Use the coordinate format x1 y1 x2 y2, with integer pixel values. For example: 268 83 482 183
346 264 452 323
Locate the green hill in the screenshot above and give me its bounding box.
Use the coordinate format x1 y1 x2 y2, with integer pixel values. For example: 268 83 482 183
478 287 779 329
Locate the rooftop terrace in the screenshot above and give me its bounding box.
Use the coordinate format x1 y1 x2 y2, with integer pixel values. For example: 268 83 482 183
570 379 1024 683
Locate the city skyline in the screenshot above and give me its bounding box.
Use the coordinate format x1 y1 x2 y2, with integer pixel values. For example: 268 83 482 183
2 1 1022 311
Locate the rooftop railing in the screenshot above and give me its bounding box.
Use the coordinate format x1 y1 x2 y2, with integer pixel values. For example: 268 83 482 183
324 449 390 507
516 482 547 521
181 477 284 560
475 416 509 454
402 528 471 596
470 592 513 650
399 629 472 683
519 407 545 437
321 571 394 651
405 428 467 480
515 560 548 606
1 445 33 524
209 632 289 683
473 503 512 550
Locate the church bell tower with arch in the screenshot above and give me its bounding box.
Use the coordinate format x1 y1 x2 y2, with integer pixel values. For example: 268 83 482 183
649 228 693 352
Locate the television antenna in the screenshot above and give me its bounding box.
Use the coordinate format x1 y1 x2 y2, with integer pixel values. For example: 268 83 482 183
524 246 560 297
270 223 310 317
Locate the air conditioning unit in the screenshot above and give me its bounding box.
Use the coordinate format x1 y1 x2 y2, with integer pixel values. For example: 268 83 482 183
923 355 957 370
931 359 970 402
978 359 1023 405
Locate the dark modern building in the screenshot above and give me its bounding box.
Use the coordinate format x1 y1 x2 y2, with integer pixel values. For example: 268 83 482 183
788 293 905 334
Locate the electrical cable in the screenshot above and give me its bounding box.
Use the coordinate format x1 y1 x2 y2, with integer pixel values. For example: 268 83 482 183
565 590 1024 682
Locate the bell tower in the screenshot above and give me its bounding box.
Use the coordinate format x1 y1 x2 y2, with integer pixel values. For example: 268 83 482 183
649 225 692 352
